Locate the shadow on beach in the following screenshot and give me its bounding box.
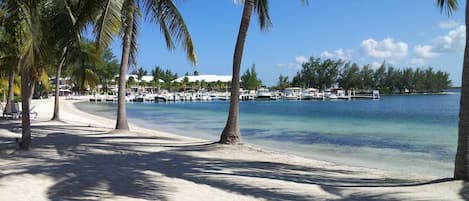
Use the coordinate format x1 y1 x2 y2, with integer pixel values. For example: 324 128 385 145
0 120 464 201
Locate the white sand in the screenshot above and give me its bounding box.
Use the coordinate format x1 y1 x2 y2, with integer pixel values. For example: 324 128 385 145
0 98 467 201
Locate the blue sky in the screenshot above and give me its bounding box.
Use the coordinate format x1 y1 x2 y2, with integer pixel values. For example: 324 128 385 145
110 0 466 86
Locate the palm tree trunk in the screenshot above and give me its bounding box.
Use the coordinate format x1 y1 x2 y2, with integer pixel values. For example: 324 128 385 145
52 47 68 121
454 0 469 180
115 13 134 131
4 69 15 114
20 67 32 150
219 0 254 144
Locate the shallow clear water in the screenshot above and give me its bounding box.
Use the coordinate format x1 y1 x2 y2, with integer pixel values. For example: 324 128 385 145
77 92 459 177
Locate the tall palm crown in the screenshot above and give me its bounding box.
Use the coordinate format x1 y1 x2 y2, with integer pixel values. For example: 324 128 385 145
91 0 197 131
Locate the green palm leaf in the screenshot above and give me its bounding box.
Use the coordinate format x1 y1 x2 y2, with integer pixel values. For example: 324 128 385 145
436 0 458 16
144 0 197 65
94 0 123 49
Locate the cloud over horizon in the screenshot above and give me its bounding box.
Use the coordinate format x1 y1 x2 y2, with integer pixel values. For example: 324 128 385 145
360 38 408 62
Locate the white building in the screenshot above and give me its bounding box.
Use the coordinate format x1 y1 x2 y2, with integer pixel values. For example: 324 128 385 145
173 75 232 83
125 75 164 83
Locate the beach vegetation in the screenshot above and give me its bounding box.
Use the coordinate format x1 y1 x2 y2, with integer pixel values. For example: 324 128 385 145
272 74 291 90
241 64 262 90
290 57 451 93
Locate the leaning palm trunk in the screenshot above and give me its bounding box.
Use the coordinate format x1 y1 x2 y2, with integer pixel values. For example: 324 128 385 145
20 68 33 150
52 47 68 121
4 69 15 114
454 0 469 180
115 13 134 131
220 0 255 144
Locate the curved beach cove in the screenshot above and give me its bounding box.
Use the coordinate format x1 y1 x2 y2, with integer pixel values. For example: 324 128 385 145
2 97 467 200
77 92 459 178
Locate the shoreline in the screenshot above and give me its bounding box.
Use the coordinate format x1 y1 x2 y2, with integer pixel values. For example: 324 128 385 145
75 98 455 178
0 98 466 200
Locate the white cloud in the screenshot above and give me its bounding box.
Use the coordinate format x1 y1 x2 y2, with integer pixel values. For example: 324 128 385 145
370 62 382 69
360 38 408 61
295 56 308 64
277 55 308 70
413 45 439 59
409 58 425 66
432 25 465 53
320 48 352 60
438 20 460 29
320 51 334 59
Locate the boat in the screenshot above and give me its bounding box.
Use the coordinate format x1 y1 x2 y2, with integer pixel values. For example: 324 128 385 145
283 87 302 100
324 90 338 100
301 88 319 100
256 88 272 100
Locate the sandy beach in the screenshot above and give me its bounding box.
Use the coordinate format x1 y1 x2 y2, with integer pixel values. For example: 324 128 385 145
0 98 467 201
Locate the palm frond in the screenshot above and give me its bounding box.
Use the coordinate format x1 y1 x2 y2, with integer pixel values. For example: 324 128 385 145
84 68 99 89
122 0 140 69
254 0 272 30
129 12 139 69
144 0 197 65
93 0 123 49
436 0 458 16
38 68 50 90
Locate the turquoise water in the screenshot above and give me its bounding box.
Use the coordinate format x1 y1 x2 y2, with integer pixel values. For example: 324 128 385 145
76 93 459 177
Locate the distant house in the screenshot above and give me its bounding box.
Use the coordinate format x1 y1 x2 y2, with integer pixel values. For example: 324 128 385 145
173 75 232 83
125 75 164 83
122 74 164 93
50 77 73 96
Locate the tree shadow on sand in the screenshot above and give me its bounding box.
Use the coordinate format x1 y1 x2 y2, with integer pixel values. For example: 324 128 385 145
0 123 463 201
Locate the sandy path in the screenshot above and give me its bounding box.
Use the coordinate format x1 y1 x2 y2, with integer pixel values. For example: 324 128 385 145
0 98 467 201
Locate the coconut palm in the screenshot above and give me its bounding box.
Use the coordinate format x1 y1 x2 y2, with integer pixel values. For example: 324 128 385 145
0 26 20 115
0 0 52 149
68 41 103 94
0 5 19 113
93 0 197 132
219 0 308 144
436 0 469 180
50 0 110 121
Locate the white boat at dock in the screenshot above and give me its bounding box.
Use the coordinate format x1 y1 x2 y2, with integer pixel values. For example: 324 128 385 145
256 88 272 100
283 87 302 100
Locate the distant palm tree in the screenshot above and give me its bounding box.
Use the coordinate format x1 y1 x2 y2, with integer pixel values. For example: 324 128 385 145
436 0 469 180
219 0 308 144
0 25 19 115
93 0 197 132
68 42 103 94
50 0 135 121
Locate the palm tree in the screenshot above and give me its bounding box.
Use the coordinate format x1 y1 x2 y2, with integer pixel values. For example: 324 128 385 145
0 26 19 115
0 0 85 149
219 0 307 144
50 0 110 121
136 67 148 92
0 0 52 149
436 0 469 180
68 42 103 94
95 0 197 132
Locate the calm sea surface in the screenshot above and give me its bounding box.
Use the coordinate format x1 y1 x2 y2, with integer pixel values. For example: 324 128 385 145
76 92 459 177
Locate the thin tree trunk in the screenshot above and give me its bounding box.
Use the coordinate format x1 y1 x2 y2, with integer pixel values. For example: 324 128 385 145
20 67 32 150
219 0 254 144
454 0 469 180
115 13 134 131
4 69 15 114
52 47 68 121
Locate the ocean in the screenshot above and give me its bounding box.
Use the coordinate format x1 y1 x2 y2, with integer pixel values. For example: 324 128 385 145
76 92 459 177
